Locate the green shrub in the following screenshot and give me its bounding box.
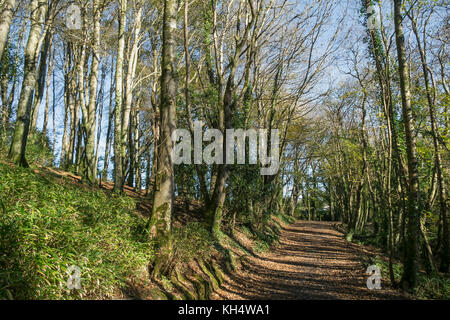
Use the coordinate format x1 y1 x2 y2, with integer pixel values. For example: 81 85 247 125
416 274 450 300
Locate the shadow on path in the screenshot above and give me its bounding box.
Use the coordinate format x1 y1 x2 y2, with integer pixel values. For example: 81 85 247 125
212 221 404 300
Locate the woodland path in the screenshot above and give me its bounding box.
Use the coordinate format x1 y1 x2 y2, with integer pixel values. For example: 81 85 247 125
212 221 404 300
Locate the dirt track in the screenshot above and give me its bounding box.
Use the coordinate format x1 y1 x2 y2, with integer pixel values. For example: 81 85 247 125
212 221 404 300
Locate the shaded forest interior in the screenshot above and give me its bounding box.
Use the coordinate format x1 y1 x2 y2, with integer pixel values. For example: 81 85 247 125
0 0 449 299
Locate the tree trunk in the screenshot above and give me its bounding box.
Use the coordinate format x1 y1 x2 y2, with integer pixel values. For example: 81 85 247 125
122 3 142 187
31 27 53 132
8 0 47 166
410 16 448 273
394 0 421 291
113 0 127 192
81 0 101 184
150 0 177 239
102 55 115 181
0 0 16 59
42 39 54 137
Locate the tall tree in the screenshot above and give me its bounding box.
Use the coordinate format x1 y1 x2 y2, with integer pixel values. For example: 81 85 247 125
113 0 127 191
8 0 48 166
122 1 143 187
149 0 177 238
80 0 101 183
394 0 421 290
407 4 449 274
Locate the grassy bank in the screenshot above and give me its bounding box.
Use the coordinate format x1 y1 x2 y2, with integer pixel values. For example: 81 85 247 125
0 160 152 299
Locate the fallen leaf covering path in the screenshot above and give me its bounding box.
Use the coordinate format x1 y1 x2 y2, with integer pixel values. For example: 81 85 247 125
212 221 404 300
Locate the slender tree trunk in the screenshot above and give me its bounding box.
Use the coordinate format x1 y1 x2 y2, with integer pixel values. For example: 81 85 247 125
410 17 448 273
289 184 299 217
68 60 78 169
94 64 106 182
145 148 152 195
0 0 16 59
80 0 100 183
31 27 53 132
102 56 115 181
149 105 159 196
122 3 142 187
60 44 72 167
150 0 177 239
113 0 127 192
134 106 141 191
394 0 421 290
8 0 47 166
42 40 53 138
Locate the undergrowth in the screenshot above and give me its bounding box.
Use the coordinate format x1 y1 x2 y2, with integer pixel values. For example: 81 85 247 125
0 161 153 299
366 255 450 299
354 231 450 300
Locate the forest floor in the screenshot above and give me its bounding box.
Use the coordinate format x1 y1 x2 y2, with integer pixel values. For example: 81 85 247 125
212 220 405 300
